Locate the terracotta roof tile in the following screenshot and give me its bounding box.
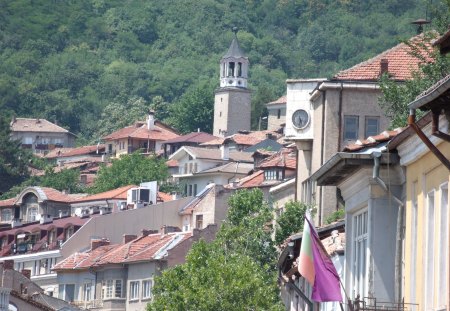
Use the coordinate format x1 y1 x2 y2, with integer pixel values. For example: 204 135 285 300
266 95 287 106
334 34 434 81
235 170 265 188
197 162 253 175
343 129 404 152
166 159 179 167
45 145 105 159
103 121 179 142
258 148 297 169
39 187 76 203
72 185 136 203
182 146 253 163
10 118 73 134
163 132 219 144
0 198 16 207
157 192 173 202
56 232 191 270
199 137 225 146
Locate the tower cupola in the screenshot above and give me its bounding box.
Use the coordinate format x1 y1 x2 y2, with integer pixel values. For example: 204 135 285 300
220 28 249 88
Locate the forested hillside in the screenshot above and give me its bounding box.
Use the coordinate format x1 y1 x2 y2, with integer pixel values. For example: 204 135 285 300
0 0 436 140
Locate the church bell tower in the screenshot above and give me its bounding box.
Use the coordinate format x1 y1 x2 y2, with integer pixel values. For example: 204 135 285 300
213 28 251 137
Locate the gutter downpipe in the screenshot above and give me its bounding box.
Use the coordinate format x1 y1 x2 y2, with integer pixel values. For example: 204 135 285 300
371 152 403 304
408 109 450 170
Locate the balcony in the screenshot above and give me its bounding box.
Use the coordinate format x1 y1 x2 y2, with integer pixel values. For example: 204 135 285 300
350 297 419 311
71 299 103 309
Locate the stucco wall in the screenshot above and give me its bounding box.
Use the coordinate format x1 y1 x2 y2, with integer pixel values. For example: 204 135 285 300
267 105 286 131
61 198 191 258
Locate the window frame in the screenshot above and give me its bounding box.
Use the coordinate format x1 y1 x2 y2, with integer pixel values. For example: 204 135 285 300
352 209 369 299
129 281 140 301
142 279 153 300
364 116 380 138
344 115 359 141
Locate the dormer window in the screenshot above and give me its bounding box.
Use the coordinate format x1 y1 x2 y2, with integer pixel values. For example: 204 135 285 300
264 168 284 181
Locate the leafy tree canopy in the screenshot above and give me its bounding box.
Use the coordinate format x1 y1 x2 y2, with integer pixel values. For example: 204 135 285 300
147 189 284 311
0 114 30 194
89 152 169 194
0 0 428 141
275 200 310 245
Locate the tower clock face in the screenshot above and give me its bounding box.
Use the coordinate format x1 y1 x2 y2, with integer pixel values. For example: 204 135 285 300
292 109 310 129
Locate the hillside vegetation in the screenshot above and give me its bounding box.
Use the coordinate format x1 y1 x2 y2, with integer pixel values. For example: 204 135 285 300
0 0 432 139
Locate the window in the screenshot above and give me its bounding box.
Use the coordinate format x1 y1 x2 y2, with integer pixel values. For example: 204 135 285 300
142 279 153 299
277 109 281 119
193 184 197 196
438 184 448 307
184 163 188 174
237 62 242 76
352 210 368 299
196 214 203 229
27 207 38 222
83 282 92 301
344 115 359 141
188 185 193 196
129 281 139 300
102 279 122 299
1 209 12 222
23 137 33 144
65 226 74 240
425 191 435 310
193 163 197 173
365 117 379 137
228 62 235 77
59 284 75 302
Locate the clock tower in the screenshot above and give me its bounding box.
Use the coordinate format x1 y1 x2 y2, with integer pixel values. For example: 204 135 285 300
213 28 251 137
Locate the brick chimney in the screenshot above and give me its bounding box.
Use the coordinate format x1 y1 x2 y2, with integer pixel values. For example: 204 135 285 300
3 260 14 270
147 110 155 130
21 269 31 280
123 234 137 244
160 225 181 235
380 58 389 76
91 238 110 250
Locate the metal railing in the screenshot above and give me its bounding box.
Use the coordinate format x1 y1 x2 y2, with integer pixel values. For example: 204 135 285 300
71 299 103 309
349 296 419 311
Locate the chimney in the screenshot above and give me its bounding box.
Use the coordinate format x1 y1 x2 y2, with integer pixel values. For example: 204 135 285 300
141 229 157 237
160 225 181 235
123 234 137 244
380 59 389 76
21 269 31 280
147 110 155 130
3 260 14 270
91 238 110 250
220 144 229 160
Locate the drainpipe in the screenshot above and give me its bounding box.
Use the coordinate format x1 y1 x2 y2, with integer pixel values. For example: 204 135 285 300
337 83 343 152
371 152 403 303
408 109 450 170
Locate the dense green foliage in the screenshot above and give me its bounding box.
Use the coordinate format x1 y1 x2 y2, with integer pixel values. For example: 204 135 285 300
88 152 169 194
325 208 345 224
0 0 427 141
379 31 450 128
275 200 310 245
147 189 283 311
0 115 30 194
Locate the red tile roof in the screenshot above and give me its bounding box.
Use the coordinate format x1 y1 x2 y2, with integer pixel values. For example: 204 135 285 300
157 192 173 202
166 159 179 167
0 198 15 207
103 121 179 142
38 187 77 203
343 129 404 152
234 170 265 188
258 148 297 169
54 232 192 270
266 95 287 106
334 34 434 81
10 118 73 134
45 145 105 159
72 185 136 203
163 132 219 144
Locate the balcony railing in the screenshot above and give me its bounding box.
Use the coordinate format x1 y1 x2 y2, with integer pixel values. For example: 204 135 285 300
349 296 419 311
71 299 103 309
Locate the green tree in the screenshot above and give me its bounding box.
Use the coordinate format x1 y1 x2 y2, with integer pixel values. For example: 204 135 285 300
0 115 30 194
40 167 82 193
275 200 310 245
166 81 215 134
379 31 450 128
147 189 284 311
149 96 171 122
89 152 169 193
